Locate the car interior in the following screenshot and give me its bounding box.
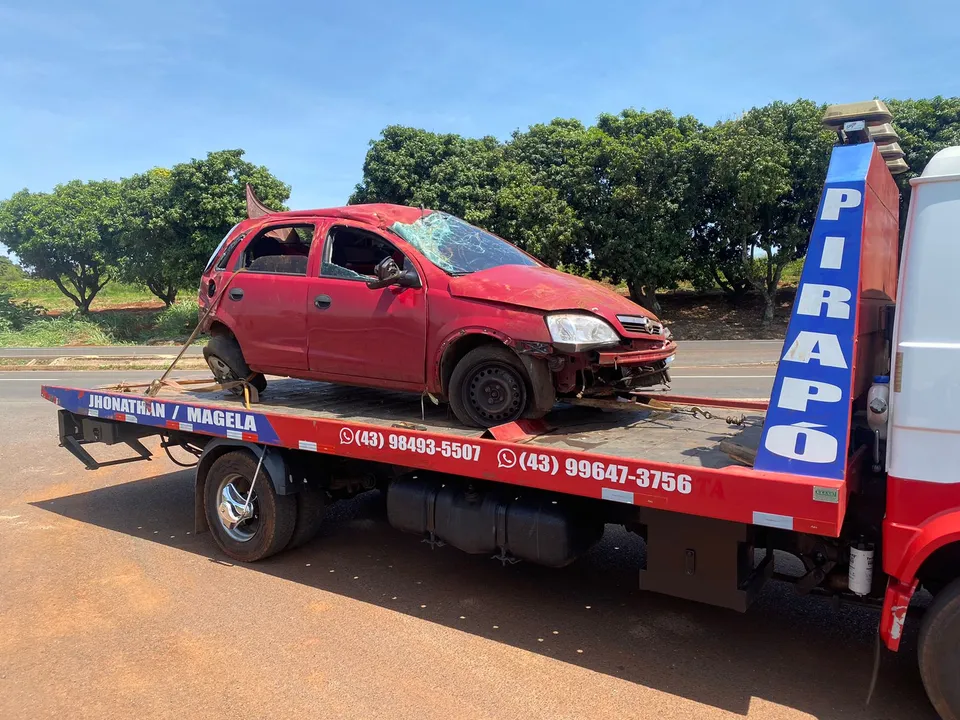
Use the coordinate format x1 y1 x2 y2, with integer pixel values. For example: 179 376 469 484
241 225 313 275
322 226 410 280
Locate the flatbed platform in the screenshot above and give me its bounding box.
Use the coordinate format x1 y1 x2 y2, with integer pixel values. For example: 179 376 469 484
41 377 848 537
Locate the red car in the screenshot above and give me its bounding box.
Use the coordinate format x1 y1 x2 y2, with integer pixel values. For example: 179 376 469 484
198 200 676 427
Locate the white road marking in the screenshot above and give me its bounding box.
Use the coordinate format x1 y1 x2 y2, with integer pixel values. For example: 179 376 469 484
670 374 776 379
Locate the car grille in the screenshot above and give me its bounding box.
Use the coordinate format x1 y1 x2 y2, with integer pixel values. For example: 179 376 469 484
617 315 662 335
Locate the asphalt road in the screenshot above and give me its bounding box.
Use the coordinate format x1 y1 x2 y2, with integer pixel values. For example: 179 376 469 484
0 339 779 363
0 350 936 719
0 345 203 357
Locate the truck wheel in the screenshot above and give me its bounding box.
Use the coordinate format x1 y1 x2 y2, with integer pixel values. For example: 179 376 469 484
204 450 296 562
287 483 326 550
449 345 530 427
203 334 267 395
919 576 960 720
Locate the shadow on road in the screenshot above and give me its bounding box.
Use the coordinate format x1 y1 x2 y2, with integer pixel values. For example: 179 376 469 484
33 469 933 719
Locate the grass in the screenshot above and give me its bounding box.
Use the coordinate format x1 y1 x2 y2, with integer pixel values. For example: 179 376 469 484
2 278 159 312
0 299 200 348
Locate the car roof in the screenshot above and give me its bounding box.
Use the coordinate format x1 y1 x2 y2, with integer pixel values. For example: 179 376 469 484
254 203 431 229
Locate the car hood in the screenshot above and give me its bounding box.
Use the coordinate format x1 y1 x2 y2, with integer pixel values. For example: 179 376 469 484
447 265 658 321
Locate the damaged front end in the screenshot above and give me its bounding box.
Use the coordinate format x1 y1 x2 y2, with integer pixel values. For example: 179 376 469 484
540 311 676 398
552 338 675 399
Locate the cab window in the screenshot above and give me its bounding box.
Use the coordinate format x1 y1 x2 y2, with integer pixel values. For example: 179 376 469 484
239 224 314 275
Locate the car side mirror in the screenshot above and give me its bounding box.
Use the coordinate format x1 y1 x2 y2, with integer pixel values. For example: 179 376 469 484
366 257 421 290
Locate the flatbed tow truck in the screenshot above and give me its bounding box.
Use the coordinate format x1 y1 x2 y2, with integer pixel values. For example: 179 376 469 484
39 103 960 718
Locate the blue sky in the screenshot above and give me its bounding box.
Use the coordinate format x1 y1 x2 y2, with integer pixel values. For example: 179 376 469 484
1 0 958 214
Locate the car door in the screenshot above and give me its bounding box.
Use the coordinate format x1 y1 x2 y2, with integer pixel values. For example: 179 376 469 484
305 221 427 385
217 222 315 372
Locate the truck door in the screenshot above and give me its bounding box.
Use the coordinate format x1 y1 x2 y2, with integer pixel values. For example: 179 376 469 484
218 222 315 371
305 222 427 385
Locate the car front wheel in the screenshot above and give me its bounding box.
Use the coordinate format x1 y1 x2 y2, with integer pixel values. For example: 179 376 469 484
448 345 531 428
203 334 267 396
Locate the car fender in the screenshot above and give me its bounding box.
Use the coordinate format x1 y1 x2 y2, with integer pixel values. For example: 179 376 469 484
433 326 518 391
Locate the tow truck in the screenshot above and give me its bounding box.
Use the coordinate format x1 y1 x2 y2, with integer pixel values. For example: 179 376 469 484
39 101 960 719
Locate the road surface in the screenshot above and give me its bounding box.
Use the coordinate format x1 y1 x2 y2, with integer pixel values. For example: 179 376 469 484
0 352 935 719
0 339 781 364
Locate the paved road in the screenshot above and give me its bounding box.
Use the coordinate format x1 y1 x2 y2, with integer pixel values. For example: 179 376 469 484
0 345 202 357
0 359 934 719
0 339 780 364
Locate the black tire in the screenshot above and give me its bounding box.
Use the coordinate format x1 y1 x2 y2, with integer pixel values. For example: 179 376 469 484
448 345 530 428
203 450 296 562
919 576 960 720
287 483 326 550
203 334 267 395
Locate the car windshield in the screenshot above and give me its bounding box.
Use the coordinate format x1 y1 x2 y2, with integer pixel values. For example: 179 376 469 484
390 212 538 275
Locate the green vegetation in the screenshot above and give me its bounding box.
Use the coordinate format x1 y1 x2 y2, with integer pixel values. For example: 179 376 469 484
0 97 958 344
354 96 960 323
0 149 289 313
0 294 199 347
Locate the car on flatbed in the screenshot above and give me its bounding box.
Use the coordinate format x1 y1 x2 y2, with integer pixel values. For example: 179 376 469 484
197 200 676 427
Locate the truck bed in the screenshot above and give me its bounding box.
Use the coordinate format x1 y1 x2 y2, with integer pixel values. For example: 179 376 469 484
201 379 763 470
42 377 847 537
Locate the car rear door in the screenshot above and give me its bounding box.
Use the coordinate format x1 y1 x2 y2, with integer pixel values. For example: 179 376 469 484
216 222 315 372
305 221 427 385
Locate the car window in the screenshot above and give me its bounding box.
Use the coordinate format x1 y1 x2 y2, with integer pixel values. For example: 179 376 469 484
322 226 412 280
240 225 314 276
389 211 538 275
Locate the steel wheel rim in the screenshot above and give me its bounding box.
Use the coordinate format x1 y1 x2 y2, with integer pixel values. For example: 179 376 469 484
465 362 526 424
207 355 237 383
216 472 259 542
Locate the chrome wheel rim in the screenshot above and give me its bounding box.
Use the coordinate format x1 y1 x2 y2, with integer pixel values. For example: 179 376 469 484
216 473 259 542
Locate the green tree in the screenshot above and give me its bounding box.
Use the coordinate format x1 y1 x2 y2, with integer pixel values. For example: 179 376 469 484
886 96 960 231
117 168 180 305
0 180 124 313
157 149 291 295
588 109 704 313
0 255 25 284
689 119 792 301
351 126 503 224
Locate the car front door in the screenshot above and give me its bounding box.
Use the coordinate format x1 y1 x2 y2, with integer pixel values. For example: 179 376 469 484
305 221 427 385
218 222 315 372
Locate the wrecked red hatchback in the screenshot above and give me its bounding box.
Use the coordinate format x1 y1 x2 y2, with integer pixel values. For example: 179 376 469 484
198 196 676 427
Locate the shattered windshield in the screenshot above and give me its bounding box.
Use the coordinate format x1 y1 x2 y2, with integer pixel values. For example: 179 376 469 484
390 212 538 275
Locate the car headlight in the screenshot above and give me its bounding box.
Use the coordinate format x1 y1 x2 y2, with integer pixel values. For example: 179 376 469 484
546 313 620 353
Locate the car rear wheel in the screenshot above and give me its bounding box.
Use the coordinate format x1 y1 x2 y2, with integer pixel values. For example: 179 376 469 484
449 345 530 428
203 334 267 395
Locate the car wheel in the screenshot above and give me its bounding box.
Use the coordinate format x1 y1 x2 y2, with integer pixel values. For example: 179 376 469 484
203 334 267 395
449 345 530 428
203 450 296 562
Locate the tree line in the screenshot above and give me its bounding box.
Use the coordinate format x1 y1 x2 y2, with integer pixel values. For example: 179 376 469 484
1 97 958 320
352 97 960 322
0 150 289 312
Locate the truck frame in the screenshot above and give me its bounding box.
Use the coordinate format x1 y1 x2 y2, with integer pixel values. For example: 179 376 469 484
39 108 960 719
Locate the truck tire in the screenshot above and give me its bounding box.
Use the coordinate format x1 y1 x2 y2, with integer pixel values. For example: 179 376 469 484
203 334 267 395
919 576 960 720
449 345 532 427
287 483 326 550
204 450 296 562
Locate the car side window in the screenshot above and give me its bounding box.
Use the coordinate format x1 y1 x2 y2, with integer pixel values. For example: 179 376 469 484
321 226 412 281
239 224 314 276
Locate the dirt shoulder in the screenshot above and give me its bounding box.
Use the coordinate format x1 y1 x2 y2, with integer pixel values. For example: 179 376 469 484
658 289 793 341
